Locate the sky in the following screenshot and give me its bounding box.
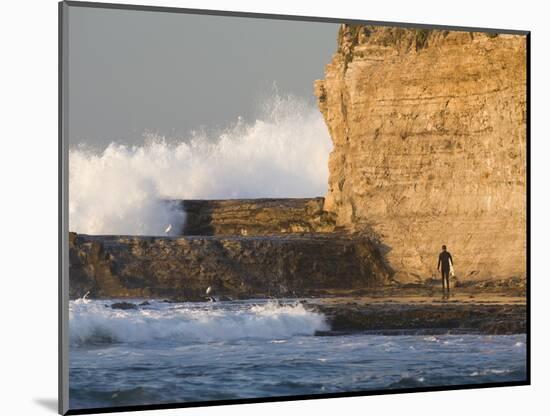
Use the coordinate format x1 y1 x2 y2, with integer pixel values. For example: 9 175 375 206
67 5 339 149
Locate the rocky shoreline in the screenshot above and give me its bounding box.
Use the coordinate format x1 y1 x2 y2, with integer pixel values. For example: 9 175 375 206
308 297 526 336
98 294 526 336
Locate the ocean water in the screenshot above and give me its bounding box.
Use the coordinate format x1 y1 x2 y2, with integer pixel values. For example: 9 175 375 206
69 298 526 410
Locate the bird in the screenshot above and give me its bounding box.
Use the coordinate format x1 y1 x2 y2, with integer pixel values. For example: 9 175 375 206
205 286 212 295
164 224 172 235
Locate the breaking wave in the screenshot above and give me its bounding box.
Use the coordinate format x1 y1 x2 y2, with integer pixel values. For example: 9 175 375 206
69 93 332 235
69 299 328 345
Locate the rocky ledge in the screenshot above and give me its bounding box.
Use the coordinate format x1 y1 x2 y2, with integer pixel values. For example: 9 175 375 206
309 299 526 335
69 231 390 300
180 198 336 236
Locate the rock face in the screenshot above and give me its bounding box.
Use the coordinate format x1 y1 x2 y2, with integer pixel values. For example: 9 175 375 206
69 231 390 300
314 26 527 282
181 198 335 236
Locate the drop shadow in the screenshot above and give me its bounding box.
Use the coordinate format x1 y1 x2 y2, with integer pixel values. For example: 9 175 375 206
34 398 58 413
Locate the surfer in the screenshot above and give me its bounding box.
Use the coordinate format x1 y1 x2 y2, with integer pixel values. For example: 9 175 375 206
437 245 454 299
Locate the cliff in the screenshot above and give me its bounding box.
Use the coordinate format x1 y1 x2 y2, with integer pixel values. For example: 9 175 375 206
69 230 390 300
314 26 527 282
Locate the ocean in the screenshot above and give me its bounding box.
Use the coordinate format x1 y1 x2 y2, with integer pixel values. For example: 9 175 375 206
69 298 526 410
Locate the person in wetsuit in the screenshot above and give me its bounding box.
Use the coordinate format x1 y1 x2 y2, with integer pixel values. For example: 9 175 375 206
437 245 453 299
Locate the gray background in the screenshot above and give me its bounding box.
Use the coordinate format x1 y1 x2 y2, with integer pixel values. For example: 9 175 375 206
68 7 338 149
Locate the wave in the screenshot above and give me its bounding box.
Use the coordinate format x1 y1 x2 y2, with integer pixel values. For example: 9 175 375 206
69 299 328 345
69 93 332 235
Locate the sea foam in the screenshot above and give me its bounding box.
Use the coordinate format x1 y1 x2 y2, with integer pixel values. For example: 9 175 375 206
69 299 329 345
69 94 332 235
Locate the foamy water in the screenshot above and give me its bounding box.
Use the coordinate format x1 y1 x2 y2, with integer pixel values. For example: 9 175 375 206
69 299 328 345
69 299 527 410
69 94 332 235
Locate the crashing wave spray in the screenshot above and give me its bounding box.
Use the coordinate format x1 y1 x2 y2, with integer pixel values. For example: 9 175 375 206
69 94 332 235
69 299 329 345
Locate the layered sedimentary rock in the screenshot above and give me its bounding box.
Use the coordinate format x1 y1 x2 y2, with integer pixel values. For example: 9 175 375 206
69 232 390 300
315 26 527 282
180 198 335 236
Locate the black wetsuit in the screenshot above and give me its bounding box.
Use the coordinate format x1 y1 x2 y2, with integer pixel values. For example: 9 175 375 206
438 251 453 295
438 251 453 273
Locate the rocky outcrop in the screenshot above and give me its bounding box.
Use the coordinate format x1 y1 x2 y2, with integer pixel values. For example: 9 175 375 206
311 301 526 335
69 232 390 300
315 25 527 282
180 198 335 236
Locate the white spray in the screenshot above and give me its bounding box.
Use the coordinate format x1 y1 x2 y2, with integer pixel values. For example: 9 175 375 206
69 299 329 344
69 94 332 235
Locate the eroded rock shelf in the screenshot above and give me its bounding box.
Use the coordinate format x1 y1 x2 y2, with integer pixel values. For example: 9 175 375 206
69 226 390 300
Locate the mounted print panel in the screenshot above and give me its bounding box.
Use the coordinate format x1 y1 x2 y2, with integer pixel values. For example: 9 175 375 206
59 1 529 414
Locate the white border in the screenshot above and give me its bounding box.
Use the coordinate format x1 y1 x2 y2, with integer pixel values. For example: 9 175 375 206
2 1 548 415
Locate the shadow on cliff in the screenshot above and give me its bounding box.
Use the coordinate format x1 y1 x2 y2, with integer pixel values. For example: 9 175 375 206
378 242 397 281
357 223 397 284
181 200 215 235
